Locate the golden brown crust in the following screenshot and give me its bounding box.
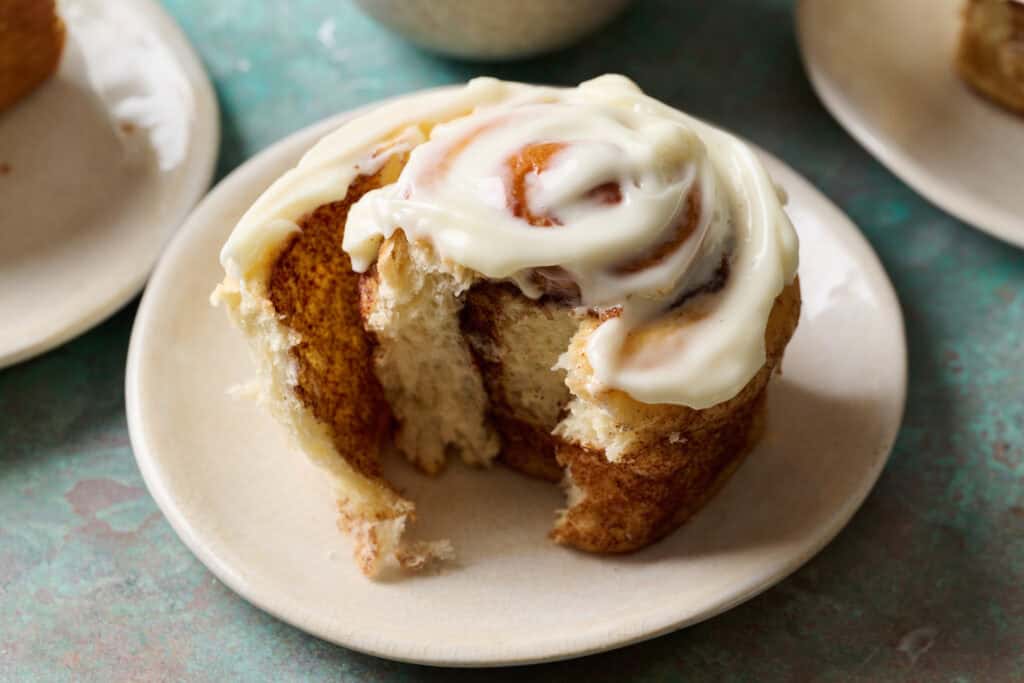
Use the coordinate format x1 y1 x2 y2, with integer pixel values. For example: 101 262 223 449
551 280 801 552
552 382 767 552
957 0 1024 114
267 175 393 480
0 0 65 113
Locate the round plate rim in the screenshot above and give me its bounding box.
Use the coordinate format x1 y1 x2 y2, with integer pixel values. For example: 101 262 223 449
126 102 907 667
0 0 220 369
795 0 1024 250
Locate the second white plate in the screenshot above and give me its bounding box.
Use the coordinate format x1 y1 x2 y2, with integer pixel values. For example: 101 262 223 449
797 0 1024 248
126 109 906 666
0 0 218 368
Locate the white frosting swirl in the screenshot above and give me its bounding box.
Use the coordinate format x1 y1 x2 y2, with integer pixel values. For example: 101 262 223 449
221 75 798 409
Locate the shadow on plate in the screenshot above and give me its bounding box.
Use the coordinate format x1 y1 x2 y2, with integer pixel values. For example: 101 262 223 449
380 378 890 574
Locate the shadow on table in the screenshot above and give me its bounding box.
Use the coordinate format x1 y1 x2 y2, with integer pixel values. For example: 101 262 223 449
0 303 136 474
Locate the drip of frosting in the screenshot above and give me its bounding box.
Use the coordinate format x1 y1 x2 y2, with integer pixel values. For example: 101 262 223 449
220 75 798 409
64 0 195 171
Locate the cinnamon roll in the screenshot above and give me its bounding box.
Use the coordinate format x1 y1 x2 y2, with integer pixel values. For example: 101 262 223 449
0 0 65 113
958 0 1024 114
214 76 800 576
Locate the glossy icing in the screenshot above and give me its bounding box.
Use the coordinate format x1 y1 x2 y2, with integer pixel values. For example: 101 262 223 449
221 75 799 408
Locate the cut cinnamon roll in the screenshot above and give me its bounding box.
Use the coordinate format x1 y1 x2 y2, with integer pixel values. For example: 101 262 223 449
213 76 800 576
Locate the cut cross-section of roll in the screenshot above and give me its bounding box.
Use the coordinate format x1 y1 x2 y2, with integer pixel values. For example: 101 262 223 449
213 76 801 577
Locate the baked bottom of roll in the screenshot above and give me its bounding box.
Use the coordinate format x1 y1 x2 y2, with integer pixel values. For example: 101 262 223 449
957 0 1024 114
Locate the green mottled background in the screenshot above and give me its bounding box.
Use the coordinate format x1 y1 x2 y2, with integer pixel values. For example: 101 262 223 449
2 0 1022 680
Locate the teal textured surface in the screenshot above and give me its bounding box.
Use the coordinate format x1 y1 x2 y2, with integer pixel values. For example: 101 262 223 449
1 0 1022 680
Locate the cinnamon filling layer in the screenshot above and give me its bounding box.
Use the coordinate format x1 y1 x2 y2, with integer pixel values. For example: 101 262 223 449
266 176 392 480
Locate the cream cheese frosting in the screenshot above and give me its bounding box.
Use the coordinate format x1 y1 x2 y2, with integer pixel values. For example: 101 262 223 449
220 75 799 409
63 0 195 171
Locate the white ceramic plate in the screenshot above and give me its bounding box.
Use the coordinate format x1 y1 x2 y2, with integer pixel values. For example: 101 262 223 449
0 0 218 368
126 110 907 666
797 0 1024 248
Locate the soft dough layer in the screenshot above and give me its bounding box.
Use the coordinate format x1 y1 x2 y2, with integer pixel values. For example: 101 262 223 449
359 233 499 474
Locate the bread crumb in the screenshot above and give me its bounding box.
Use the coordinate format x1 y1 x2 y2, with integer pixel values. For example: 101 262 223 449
227 380 261 400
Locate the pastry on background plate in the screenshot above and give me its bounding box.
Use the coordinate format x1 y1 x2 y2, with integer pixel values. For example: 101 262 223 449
213 75 800 577
957 0 1024 113
0 0 65 113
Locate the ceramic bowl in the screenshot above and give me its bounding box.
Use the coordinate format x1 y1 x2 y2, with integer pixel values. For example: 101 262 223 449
353 0 634 60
